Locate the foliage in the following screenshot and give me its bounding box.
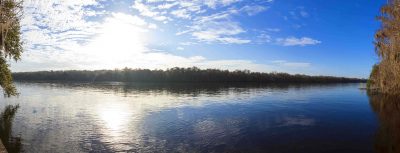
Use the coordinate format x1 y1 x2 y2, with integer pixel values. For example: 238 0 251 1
12 67 366 83
370 0 400 94
0 0 23 97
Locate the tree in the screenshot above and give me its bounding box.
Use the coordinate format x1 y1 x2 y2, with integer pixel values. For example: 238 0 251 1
369 0 400 94
0 0 23 97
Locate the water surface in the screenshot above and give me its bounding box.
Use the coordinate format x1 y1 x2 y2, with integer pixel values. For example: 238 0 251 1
0 82 394 152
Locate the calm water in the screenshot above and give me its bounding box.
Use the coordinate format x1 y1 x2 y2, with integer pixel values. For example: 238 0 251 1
0 82 395 153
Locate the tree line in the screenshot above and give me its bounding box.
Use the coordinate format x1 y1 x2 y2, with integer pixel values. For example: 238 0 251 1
12 67 366 83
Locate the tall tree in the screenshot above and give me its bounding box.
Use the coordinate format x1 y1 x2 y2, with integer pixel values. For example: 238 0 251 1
370 0 400 94
0 0 23 97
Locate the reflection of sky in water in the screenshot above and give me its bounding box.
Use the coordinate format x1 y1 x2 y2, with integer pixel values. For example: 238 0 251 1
0 82 378 152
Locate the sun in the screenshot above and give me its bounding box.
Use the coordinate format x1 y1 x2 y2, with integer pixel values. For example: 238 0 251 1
79 13 149 69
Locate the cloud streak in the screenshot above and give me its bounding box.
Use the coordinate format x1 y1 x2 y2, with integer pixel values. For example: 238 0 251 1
276 37 321 46
132 0 272 44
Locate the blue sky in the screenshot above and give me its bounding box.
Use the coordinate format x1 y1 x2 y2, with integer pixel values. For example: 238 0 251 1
15 0 386 78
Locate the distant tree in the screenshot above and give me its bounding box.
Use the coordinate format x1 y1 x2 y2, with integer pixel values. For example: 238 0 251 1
12 67 366 84
0 0 23 97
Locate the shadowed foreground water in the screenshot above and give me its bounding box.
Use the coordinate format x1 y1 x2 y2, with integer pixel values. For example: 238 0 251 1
0 82 396 152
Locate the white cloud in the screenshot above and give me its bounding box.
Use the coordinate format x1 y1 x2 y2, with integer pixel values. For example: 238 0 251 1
185 10 251 44
252 28 280 44
256 33 272 44
111 13 148 26
21 0 105 59
157 2 179 9
177 47 184 50
132 0 272 44
218 37 251 44
170 9 191 19
132 1 168 21
132 1 158 17
205 0 241 9
23 0 102 32
276 37 321 46
288 6 309 20
179 42 198 46
221 0 241 6
240 5 268 16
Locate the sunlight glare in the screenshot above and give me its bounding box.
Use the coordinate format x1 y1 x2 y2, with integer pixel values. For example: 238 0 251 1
98 104 131 133
80 14 149 69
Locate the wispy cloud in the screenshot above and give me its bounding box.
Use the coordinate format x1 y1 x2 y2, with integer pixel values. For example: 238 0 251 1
204 0 242 9
266 28 280 32
288 6 309 20
131 0 271 44
170 9 191 19
276 37 321 46
283 6 310 29
255 33 272 44
240 5 268 16
132 1 169 22
190 10 251 44
179 42 197 46
21 0 106 61
176 46 184 50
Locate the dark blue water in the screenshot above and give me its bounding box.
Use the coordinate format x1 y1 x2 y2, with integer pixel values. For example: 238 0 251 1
0 82 392 152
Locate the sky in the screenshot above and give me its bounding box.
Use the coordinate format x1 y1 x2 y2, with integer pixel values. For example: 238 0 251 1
14 0 386 78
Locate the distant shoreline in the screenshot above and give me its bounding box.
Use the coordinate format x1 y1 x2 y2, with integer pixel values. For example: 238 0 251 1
12 67 366 84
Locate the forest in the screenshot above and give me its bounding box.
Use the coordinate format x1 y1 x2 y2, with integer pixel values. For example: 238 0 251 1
12 67 366 83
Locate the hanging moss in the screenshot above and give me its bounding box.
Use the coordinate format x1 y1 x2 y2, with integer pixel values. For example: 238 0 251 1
369 0 400 94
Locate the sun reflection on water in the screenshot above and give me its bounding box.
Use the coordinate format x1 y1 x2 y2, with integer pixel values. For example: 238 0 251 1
96 101 140 151
99 106 130 133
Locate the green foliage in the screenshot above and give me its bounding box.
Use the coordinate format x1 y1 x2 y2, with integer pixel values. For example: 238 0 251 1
0 57 16 97
12 67 366 83
0 0 23 97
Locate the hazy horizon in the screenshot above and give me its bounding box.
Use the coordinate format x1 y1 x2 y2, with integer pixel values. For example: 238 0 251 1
13 0 385 78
